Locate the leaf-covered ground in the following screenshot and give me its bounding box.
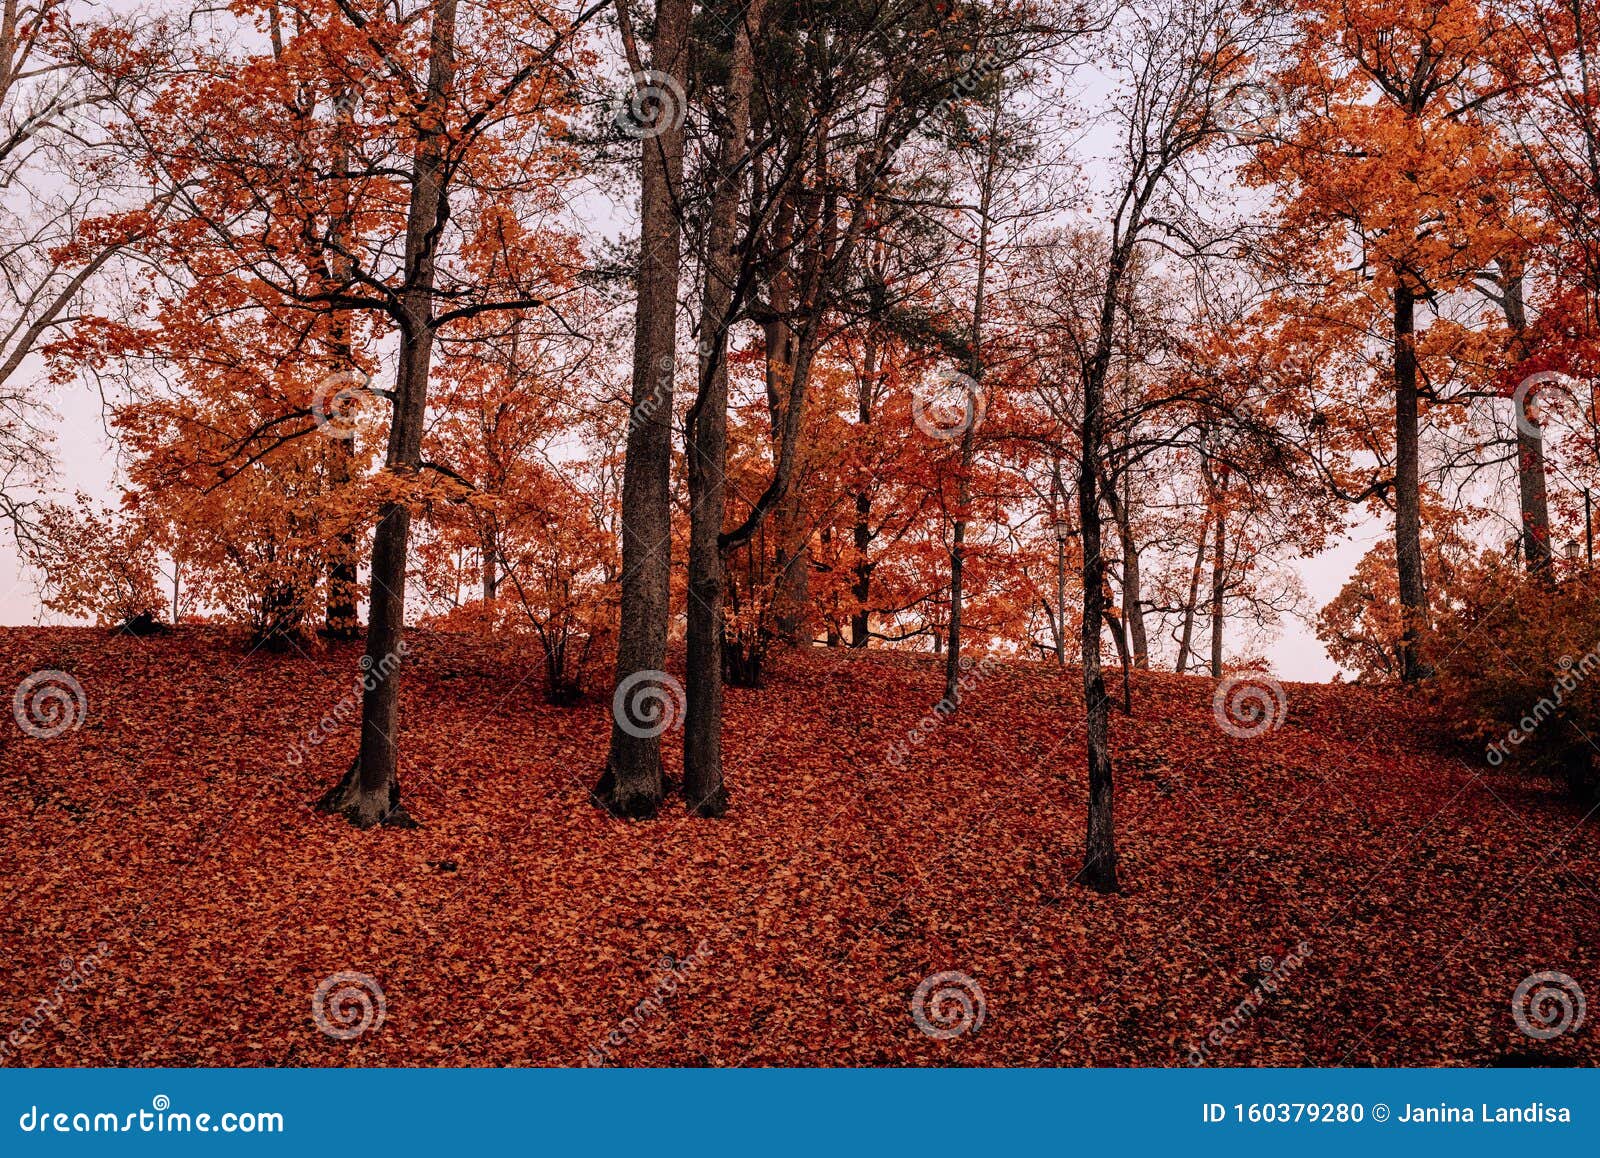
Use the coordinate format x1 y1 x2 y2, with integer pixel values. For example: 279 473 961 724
2 626 1596 1066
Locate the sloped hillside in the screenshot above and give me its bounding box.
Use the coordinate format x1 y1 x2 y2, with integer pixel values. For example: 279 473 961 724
1 627 1595 1066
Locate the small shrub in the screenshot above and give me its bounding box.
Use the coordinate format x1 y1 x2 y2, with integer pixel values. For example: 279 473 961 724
1431 555 1600 807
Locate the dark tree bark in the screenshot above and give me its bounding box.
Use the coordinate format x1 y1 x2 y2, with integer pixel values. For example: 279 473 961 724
323 436 361 640
1210 477 1227 678
683 0 767 819
943 98 1000 708
850 336 878 648
1496 258 1552 571
318 0 460 828
1079 378 1117 892
1103 470 1148 669
594 0 691 819
1174 510 1209 674
481 523 500 602
1392 281 1431 681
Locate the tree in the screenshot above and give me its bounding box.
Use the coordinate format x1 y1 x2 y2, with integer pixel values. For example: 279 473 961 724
1061 0 1271 891
596 0 693 819
111 0 599 825
1250 0 1523 681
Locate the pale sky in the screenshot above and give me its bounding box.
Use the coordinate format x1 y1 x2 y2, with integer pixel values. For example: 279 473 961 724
0 361 1361 681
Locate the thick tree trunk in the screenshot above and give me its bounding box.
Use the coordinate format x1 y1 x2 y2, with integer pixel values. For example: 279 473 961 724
1392 282 1431 681
318 0 459 829
595 0 691 819
683 0 765 819
319 501 416 827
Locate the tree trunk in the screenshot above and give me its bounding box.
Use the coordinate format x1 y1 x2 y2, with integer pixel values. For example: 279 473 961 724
1079 397 1117 893
323 438 361 639
850 336 877 648
1104 471 1148 669
773 508 811 642
1210 482 1227 679
1052 456 1067 667
683 0 766 819
318 0 458 829
481 523 499 602
943 98 999 707
319 82 362 643
1175 510 1209 674
1393 281 1431 681
595 0 691 819
1499 259 1551 571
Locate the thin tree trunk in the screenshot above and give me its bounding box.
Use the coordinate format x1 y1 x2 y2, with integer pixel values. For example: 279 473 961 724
1210 478 1227 679
318 0 459 828
595 0 691 818
1052 456 1067 666
943 97 1000 707
1393 281 1431 681
321 78 361 643
1499 259 1551 571
1079 390 1116 892
851 336 877 648
1121 479 1148 669
1104 471 1148 669
683 0 766 818
1175 510 1209 674
481 523 499 602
